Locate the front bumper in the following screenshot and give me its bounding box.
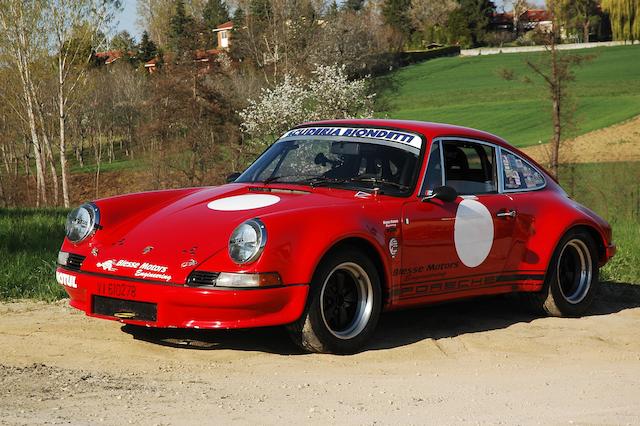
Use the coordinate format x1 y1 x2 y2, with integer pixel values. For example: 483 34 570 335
56 267 309 329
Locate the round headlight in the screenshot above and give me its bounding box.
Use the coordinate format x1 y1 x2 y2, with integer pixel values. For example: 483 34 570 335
65 203 99 243
229 219 267 264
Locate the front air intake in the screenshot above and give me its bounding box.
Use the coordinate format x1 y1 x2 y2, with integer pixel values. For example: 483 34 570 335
186 270 220 287
65 253 86 271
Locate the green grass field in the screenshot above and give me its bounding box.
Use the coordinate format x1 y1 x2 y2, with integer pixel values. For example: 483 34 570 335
559 162 640 284
0 160 637 301
0 209 67 301
380 45 640 147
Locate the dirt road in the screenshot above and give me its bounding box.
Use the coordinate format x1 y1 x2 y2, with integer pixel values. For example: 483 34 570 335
2 283 640 425
522 115 640 165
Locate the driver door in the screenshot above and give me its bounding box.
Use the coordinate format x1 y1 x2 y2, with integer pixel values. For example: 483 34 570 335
397 138 518 306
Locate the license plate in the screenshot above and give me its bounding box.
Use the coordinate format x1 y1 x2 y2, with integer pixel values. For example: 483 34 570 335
95 282 137 298
93 296 157 322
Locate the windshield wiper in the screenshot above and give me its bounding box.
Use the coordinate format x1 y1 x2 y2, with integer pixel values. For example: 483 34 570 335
261 175 286 184
347 176 409 190
261 174 324 185
303 177 349 187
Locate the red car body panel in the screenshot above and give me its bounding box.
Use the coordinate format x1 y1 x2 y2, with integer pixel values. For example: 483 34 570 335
57 120 615 329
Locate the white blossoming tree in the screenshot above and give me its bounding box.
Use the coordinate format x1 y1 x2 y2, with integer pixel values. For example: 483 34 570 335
239 64 375 148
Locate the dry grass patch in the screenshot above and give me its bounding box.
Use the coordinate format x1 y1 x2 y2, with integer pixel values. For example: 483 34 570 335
523 115 640 165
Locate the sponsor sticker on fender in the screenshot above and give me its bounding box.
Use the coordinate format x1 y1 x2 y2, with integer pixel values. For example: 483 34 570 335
96 259 172 282
56 271 77 288
388 238 399 258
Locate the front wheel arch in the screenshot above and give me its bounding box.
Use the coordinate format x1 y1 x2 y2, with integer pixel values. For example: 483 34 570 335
314 237 390 308
287 244 383 354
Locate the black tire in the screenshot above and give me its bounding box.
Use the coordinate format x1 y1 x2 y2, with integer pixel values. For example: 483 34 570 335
287 247 382 354
527 229 599 317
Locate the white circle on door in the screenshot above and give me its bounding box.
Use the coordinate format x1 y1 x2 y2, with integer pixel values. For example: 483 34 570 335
454 199 494 267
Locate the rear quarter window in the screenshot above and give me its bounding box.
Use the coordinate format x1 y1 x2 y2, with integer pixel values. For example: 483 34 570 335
501 150 545 191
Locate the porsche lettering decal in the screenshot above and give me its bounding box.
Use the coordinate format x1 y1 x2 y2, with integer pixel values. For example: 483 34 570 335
394 272 545 300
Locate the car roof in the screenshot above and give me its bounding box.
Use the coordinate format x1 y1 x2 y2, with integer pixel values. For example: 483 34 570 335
298 119 512 150
298 119 555 180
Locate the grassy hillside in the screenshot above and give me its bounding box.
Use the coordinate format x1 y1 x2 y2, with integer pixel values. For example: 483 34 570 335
380 45 640 147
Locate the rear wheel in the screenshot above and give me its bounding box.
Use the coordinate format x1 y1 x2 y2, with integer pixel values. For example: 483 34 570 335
528 230 599 317
287 247 381 354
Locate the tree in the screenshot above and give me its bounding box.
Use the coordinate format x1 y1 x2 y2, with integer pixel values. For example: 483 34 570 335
327 0 339 16
511 0 532 36
239 64 375 145
203 0 230 29
168 0 197 55
507 1 592 178
137 0 174 48
0 1 49 206
382 0 414 43
138 30 159 62
343 0 365 12
310 6 393 77
111 30 136 52
447 0 496 47
47 0 118 207
558 0 600 42
409 0 459 44
601 0 640 41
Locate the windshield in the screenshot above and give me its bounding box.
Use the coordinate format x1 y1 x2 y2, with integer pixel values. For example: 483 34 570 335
236 136 421 196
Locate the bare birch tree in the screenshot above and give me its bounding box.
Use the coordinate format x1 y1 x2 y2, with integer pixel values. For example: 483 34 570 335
46 0 117 207
525 0 591 178
0 1 48 206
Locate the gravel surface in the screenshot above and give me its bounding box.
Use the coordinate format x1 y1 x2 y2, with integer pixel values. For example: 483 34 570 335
1 283 640 425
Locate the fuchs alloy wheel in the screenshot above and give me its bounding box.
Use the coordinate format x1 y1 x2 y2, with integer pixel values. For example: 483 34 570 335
287 247 382 354
528 230 599 317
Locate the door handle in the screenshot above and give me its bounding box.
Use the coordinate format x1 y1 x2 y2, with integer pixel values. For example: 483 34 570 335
496 210 517 218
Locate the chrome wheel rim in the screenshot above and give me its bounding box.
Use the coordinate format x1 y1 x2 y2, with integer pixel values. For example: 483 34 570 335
556 239 592 304
320 262 373 340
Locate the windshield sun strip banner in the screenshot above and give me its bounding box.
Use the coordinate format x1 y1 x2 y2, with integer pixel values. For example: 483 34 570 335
280 127 423 150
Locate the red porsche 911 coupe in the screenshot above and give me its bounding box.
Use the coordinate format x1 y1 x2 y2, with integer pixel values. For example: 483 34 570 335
56 120 616 353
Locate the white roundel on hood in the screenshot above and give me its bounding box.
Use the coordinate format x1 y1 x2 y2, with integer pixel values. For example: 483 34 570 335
454 199 494 267
207 194 281 211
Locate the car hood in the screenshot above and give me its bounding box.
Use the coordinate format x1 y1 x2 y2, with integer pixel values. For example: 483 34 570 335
83 184 362 284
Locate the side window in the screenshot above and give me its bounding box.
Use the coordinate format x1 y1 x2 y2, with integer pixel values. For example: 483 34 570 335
443 140 497 195
501 150 545 191
421 141 442 195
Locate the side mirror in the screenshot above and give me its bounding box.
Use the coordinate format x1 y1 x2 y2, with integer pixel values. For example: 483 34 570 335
422 185 458 203
226 172 241 183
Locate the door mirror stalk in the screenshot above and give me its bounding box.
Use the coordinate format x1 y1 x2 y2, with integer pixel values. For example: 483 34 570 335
422 186 458 203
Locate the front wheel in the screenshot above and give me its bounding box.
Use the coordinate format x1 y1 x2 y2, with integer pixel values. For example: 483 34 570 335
287 247 382 354
528 230 599 317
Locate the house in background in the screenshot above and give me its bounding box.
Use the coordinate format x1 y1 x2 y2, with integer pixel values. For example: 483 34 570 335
490 12 515 33
213 21 233 49
99 21 237 74
518 9 553 33
95 50 126 65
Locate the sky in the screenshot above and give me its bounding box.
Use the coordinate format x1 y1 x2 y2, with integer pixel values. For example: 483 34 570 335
115 0 140 39
114 0 548 41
